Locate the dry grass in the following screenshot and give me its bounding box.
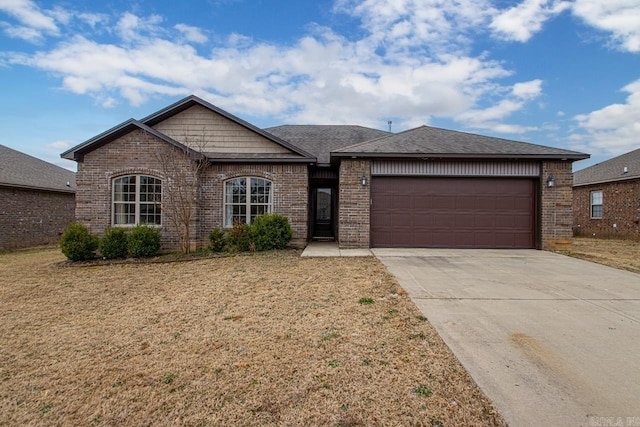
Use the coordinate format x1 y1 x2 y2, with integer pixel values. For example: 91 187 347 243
0 248 505 426
568 237 640 273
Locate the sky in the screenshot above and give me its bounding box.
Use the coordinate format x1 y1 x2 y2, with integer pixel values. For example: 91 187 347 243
1 0 639 172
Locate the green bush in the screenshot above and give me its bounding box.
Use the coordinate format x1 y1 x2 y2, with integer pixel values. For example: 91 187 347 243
250 213 293 251
60 222 99 261
208 228 226 252
227 220 252 252
127 225 161 258
99 227 129 259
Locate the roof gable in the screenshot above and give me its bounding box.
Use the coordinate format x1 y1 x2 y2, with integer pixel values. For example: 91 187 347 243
61 119 202 161
333 125 589 160
62 95 315 163
141 95 314 160
574 147 640 186
1 144 76 193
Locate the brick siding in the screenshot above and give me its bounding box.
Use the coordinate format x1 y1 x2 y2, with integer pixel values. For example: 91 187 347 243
573 179 640 238
338 159 370 248
0 186 75 251
75 129 308 252
200 164 308 249
541 160 574 251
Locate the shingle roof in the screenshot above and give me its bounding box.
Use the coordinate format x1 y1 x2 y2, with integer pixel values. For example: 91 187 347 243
62 95 316 163
0 144 76 193
574 148 640 186
265 125 390 164
333 125 589 160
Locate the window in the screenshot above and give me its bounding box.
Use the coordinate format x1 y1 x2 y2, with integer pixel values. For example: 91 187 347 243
224 177 272 227
590 190 603 219
113 175 162 226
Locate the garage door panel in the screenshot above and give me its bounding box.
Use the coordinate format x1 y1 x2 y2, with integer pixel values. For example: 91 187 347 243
371 177 535 248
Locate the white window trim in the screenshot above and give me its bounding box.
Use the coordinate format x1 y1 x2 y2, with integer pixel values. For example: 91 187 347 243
590 190 603 219
223 177 273 227
112 175 162 227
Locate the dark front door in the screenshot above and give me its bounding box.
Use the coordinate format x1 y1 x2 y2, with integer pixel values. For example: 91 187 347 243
313 187 334 238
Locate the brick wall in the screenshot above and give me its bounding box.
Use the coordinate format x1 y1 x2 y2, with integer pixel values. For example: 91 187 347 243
338 160 370 248
541 160 574 251
573 179 640 238
76 129 309 251
0 186 75 251
77 130 195 252
200 163 308 249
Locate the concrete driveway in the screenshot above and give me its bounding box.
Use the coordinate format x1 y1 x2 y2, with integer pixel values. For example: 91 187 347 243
373 249 640 427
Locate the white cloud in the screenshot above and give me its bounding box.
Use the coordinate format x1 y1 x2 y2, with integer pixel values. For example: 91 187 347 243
571 79 640 155
0 0 58 33
46 140 72 149
490 0 571 42
175 23 207 44
1 22 42 41
512 79 543 99
572 0 640 52
115 12 163 42
4 3 545 131
454 80 544 133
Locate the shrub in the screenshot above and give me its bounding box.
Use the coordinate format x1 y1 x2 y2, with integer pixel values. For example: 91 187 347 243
99 227 129 259
60 222 99 261
127 225 161 258
208 228 226 252
250 213 293 251
227 220 252 252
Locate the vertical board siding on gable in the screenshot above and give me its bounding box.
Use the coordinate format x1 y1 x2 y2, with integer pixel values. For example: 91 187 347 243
372 160 540 176
151 105 291 154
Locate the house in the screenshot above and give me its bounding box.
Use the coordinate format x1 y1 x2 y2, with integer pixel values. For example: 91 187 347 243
61 95 588 251
0 144 76 251
573 148 640 238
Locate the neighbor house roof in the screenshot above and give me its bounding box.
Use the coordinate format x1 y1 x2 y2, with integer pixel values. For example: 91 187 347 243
332 125 589 160
62 95 316 163
265 125 390 165
0 144 76 193
574 148 640 186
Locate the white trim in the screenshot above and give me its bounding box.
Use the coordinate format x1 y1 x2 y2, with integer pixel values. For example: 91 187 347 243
112 175 162 227
223 177 273 227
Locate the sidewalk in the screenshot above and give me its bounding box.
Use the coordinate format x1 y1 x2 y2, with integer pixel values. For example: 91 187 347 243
301 241 372 257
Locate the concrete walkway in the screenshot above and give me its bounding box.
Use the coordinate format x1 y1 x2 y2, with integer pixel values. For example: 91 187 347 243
300 241 372 257
373 249 640 427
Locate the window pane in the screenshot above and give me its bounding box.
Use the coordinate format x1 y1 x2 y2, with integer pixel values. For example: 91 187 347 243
114 202 135 225
591 205 602 218
591 191 602 205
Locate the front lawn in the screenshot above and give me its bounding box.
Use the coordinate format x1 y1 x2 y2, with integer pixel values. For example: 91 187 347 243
0 248 504 426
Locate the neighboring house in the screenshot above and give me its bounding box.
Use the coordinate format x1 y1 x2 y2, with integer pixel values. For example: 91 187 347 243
61 95 588 252
0 144 76 251
573 148 640 238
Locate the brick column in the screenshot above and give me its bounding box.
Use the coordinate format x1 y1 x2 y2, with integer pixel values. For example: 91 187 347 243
541 160 574 251
338 160 370 248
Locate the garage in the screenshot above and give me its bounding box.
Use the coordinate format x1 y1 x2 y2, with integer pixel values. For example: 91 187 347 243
371 176 537 248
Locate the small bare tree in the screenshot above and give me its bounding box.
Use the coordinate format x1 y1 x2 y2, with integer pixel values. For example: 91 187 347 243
150 129 209 254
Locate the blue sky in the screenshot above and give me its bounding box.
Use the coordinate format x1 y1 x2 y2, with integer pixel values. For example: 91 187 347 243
1 0 639 172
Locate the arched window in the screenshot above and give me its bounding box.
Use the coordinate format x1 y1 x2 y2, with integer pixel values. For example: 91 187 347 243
112 175 162 226
224 177 272 227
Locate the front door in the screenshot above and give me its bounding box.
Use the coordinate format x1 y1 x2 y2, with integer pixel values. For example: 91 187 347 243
313 187 334 238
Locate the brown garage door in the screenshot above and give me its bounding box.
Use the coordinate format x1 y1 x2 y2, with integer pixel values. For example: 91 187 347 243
371 177 536 248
